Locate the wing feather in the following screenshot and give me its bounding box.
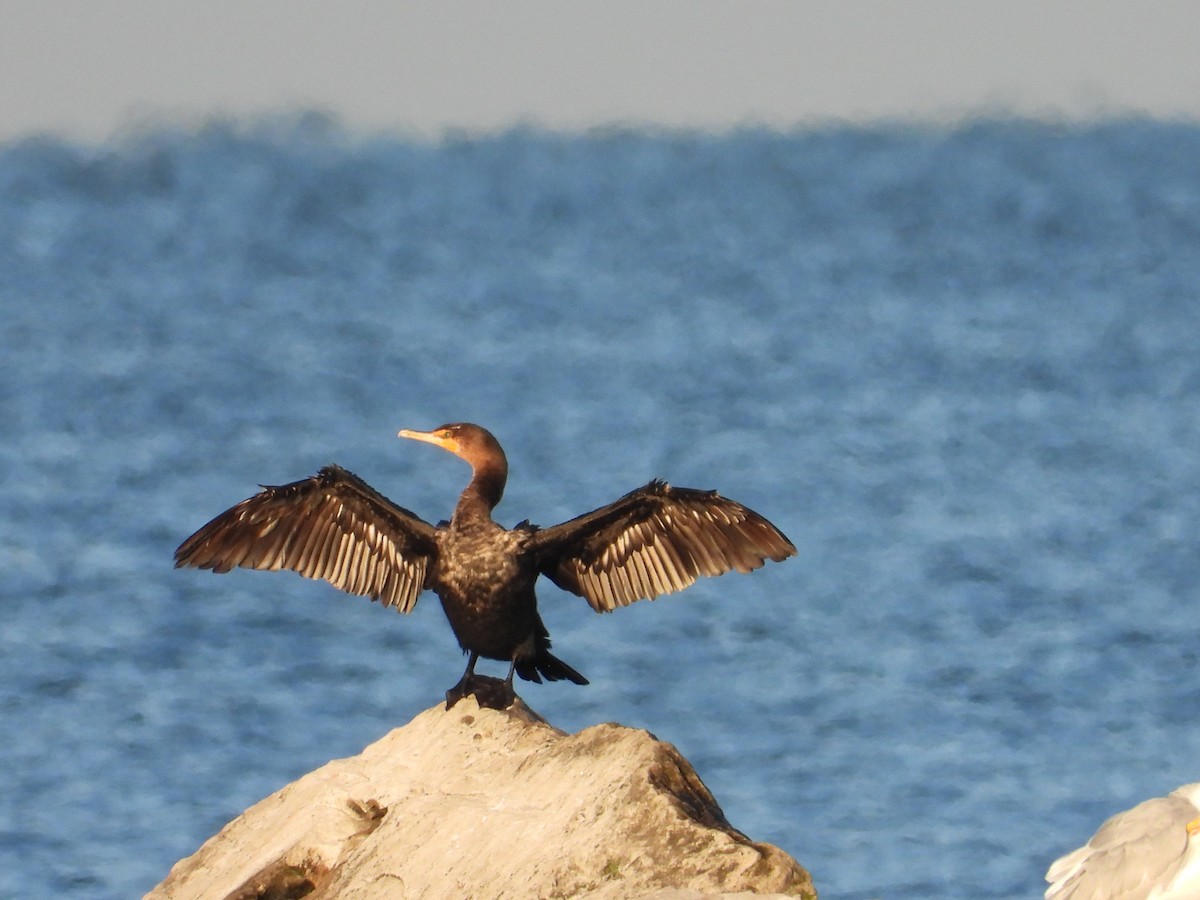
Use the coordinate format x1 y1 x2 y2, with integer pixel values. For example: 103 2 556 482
292 501 328 574
532 480 795 613
174 465 437 613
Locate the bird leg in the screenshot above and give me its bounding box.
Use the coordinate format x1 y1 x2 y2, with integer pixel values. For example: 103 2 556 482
476 661 518 711
444 653 517 710
444 653 518 711
444 652 480 709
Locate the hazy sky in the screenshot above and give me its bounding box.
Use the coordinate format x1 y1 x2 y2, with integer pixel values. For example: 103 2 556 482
5 2 1199 142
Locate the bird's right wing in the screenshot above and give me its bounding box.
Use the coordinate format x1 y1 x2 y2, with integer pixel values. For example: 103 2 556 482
174 465 438 613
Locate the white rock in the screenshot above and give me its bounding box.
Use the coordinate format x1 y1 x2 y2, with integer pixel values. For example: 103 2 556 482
146 698 814 899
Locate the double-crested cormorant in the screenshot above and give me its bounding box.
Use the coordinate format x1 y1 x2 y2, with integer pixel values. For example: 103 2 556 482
175 423 796 709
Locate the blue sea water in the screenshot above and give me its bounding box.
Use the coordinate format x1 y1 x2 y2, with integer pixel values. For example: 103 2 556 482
2 117 1200 899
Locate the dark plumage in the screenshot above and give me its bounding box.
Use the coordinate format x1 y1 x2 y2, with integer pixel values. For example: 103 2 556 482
175 423 796 709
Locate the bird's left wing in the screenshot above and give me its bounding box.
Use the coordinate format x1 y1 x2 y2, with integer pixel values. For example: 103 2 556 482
174 464 438 613
530 480 796 613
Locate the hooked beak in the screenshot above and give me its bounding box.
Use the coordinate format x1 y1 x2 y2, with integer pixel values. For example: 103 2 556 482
398 428 458 454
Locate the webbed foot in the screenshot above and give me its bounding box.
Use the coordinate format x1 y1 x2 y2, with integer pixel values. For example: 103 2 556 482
444 674 516 710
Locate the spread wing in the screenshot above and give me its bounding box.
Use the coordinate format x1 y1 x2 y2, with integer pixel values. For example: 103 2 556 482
530 480 796 613
174 465 438 613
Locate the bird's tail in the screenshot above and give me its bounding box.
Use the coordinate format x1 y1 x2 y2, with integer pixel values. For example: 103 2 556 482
514 616 588 685
528 649 589 685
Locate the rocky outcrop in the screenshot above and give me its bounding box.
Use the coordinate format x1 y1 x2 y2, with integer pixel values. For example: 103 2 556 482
147 698 815 899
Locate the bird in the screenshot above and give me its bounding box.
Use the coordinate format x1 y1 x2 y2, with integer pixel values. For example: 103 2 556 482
175 422 796 710
1045 783 1200 900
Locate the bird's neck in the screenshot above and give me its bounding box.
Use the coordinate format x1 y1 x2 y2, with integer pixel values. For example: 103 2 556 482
454 460 506 523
